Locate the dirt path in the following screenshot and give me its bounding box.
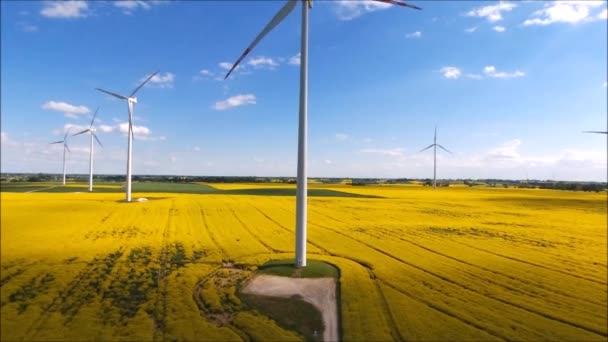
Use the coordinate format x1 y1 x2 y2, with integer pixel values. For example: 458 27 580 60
242 275 338 342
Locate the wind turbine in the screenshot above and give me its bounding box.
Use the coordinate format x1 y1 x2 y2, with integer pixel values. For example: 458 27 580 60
224 0 421 267
50 128 72 186
95 71 158 202
72 107 103 192
419 127 452 190
582 130 608 134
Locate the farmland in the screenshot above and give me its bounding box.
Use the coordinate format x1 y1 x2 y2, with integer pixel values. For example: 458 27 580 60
1 182 606 341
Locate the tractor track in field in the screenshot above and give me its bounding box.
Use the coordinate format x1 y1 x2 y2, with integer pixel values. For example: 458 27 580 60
377 278 508 341
307 211 608 338
373 277 405 342
357 226 607 309
387 213 606 284
197 205 229 260
248 204 334 256
228 208 278 253
453 240 608 286
151 201 175 341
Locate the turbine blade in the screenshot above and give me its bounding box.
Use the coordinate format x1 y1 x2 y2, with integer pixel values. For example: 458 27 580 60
130 70 159 97
64 143 71 153
93 132 103 148
50 140 64 144
90 106 99 127
224 0 297 80
437 144 452 154
72 129 90 136
582 131 608 134
96 88 128 100
64 127 72 141
419 144 434 152
372 0 422 10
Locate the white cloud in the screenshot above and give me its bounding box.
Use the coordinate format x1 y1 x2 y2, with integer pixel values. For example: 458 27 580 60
324 159 332 164
139 72 175 88
483 65 525 79
493 25 506 32
194 146 201 152
247 56 279 69
17 22 38 32
199 69 213 76
288 53 301 66
361 148 404 157
599 8 608 19
335 133 349 141
485 139 521 160
603 81 607 87
440 66 462 79
97 125 114 133
219 62 239 71
464 26 478 33
333 0 392 21
193 69 214 82
118 122 151 136
466 2 517 22
40 1 88 18
213 94 256 111
114 0 166 15
1 132 8 144
523 1 606 26
42 101 90 119
406 31 422 38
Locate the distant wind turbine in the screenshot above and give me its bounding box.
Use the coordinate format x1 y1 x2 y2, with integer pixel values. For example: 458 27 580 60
419 127 452 190
95 71 158 202
582 131 608 134
224 0 421 268
50 128 72 186
72 106 103 192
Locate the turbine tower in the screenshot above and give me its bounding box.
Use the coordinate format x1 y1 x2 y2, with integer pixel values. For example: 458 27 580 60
73 107 103 192
419 127 452 190
95 71 158 202
50 128 72 186
224 0 420 268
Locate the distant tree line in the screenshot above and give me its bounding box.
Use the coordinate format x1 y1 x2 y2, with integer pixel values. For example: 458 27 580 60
1 173 606 192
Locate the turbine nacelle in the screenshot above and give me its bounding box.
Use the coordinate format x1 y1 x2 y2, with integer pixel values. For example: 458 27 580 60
128 97 138 104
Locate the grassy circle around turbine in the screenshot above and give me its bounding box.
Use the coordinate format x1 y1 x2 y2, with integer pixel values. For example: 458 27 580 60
257 259 339 278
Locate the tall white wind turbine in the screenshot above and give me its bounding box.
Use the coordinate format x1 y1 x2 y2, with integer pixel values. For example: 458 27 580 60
224 0 420 267
419 127 452 190
95 71 158 202
72 107 103 192
50 128 72 186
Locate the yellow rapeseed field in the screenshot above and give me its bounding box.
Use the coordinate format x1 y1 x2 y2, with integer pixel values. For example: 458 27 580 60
1 185 606 341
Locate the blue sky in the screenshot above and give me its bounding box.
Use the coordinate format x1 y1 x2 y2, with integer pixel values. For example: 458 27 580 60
1 0 606 181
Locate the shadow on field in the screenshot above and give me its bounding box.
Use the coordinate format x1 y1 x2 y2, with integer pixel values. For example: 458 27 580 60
1 182 383 199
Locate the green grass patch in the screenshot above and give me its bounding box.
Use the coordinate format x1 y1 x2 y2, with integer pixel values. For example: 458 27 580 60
257 259 339 278
0 181 380 198
240 294 324 342
220 187 381 198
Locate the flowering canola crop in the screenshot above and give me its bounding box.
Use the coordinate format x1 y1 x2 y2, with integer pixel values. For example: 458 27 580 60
1 185 606 341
